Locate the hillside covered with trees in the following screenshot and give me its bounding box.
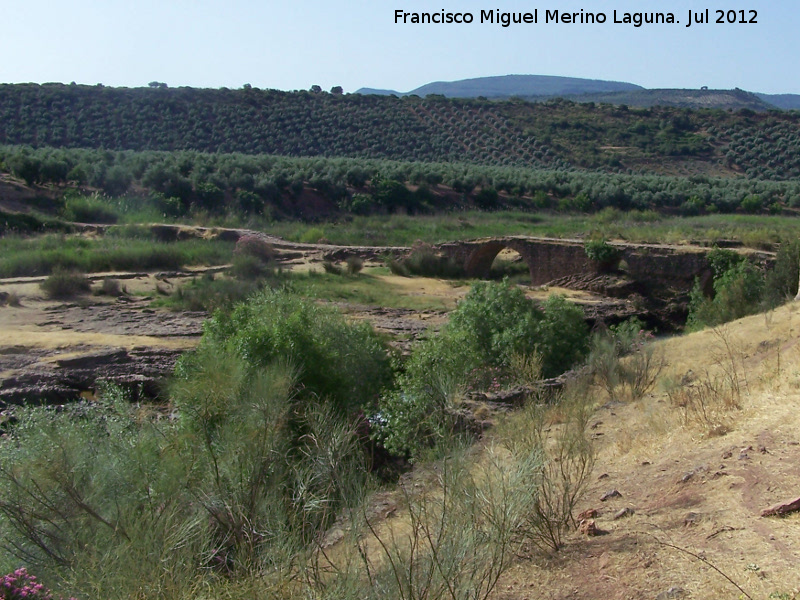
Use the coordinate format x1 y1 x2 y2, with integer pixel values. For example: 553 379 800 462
3 83 800 180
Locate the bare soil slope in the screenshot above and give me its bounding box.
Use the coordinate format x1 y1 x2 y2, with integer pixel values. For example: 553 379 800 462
494 304 800 600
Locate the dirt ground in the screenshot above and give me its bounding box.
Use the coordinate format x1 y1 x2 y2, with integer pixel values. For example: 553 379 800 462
491 305 800 600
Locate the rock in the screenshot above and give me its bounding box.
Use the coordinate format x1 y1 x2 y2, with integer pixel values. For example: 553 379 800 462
600 489 622 502
613 507 635 520
598 473 609 480
656 586 687 599
739 445 753 460
684 512 701 526
680 471 694 483
761 496 800 517
722 450 732 459
578 519 599 536
55 348 129 369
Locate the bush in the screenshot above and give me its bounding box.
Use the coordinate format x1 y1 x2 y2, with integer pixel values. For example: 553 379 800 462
584 239 621 271
740 194 762 214
97 277 125 296
498 378 595 552
195 289 391 415
230 254 274 280
322 260 342 275
764 239 800 307
345 256 364 275
376 281 589 458
0 361 371 596
589 319 664 402
386 257 410 277
343 447 536 600
166 275 261 312
60 194 119 224
39 270 91 299
401 243 464 279
688 259 765 330
233 235 275 263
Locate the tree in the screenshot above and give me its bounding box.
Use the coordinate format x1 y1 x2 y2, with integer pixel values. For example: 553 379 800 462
330 85 343 95
310 84 322 93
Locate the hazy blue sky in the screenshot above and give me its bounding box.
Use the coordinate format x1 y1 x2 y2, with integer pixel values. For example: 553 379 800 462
2 0 796 93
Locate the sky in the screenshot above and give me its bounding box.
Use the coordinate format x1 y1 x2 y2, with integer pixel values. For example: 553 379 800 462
2 0 798 94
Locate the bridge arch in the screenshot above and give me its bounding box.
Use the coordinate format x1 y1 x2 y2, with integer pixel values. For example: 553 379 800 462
463 240 533 281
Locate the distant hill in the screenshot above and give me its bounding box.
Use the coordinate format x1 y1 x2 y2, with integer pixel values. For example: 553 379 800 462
356 75 793 112
755 93 800 110
356 74 642 98
355 87 402 96
549 88 774 111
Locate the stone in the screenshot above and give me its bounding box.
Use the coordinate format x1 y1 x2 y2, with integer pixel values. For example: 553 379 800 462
613 507 635 520
600 489 622 502
761 496 800 517
656 586 687 599
684 512 701 526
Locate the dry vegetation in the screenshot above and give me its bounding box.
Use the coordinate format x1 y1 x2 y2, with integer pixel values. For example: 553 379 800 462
318 303 800 600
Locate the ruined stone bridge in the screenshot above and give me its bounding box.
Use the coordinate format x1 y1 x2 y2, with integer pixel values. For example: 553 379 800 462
434 237 719 289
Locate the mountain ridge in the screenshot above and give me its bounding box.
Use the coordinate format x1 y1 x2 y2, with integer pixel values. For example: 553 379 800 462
356 74 796 110
356 74 642 98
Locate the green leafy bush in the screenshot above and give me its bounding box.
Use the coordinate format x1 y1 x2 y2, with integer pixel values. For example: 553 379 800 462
584 239 622 271
764 239 800 307
688 259 766 330
196 289 391 415
60 194 119 224
376 281 588 458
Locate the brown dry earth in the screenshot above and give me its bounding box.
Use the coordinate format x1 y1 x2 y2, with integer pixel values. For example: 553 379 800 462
488 307 800 600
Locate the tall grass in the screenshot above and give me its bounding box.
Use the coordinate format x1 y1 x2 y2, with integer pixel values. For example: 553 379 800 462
0 234 233 277
259 211 800 249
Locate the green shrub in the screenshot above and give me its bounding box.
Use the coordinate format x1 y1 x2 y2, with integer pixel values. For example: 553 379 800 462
60 194 119 224
376 281 589 458
401 243 464 279
0 359 372 596
230 254 274 280
299 227 326 244
196 289 391 415
165 274 262 312
740 194 762 214
322 260 343 275
688 259 766 330
765 239 800 307
706 246 744 278
39 269 91 298
584 239 622 271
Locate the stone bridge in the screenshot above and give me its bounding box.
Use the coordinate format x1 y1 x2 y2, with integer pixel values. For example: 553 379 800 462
434 237 720 290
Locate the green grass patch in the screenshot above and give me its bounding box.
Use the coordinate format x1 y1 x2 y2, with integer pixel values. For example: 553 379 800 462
259 211 800 249
0 233 233 278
